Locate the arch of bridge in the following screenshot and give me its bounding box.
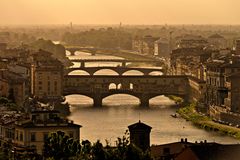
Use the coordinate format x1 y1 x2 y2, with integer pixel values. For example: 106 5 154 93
66 67 162 76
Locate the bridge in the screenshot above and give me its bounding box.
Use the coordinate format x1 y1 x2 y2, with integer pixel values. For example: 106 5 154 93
63 75 192 107
66 66 164 76
70 59 163 67
65 46 100 56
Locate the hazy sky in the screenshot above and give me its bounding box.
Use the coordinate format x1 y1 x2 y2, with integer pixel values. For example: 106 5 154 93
0 0 239 25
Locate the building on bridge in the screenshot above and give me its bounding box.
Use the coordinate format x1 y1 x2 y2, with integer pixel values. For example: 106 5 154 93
31 50 64 102
63 75 204 107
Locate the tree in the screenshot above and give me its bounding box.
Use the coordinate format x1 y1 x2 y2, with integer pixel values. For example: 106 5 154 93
43 131 81 160
44 131 151 160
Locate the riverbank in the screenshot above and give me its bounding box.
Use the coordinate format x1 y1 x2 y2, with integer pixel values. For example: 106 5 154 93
177 102 240 140
167 95 184 104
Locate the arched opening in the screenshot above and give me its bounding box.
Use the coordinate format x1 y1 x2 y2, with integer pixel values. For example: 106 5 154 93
122 70 144 76
74 51 91 56
149 95 177 106
94 69 119 75
109 83 117 90
66 50 71 56
103 94 139 106
148 71 163 76
70 62 79 68
65 94 93 105
68 70 90 75
130 83 134 90
117 84 122 89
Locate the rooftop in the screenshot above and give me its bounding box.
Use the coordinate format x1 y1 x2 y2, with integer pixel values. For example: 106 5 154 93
128 120 152 131
208 34 225 39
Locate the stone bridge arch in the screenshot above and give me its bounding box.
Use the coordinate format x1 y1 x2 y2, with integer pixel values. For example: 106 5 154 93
63 75 191 107
67 69 91 75
122 70 145 76
148 71 163 76
102 90 141 105
63 93 94 102
93 69 120 75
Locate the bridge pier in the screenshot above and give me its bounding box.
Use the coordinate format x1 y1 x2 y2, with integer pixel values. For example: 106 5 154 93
122 62 126 67
93 97 102 107
80 62 85 68
140 97 149 107
68 50 76 56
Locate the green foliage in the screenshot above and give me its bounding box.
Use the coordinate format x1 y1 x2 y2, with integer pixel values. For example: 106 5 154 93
0 97 10 104
177 102 211 123
177 103 240 140
43 131 81 160
168 95 184 104
62 28 133 50
44 130 151 160
29 38 66 60
0 96 19 111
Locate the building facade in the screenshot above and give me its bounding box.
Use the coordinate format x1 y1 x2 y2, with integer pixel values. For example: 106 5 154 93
31 50 64 101
132 35 159 55
154 38 170 57
208 34 227 49
14 110 81 154
236 39 240 55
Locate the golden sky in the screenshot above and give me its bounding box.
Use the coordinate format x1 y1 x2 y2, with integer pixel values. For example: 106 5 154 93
0 0 239 25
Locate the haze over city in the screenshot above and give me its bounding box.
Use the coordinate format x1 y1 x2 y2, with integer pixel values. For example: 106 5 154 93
0 0 240 25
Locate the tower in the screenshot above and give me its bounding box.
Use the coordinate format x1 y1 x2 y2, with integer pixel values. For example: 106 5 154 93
128 121 152 151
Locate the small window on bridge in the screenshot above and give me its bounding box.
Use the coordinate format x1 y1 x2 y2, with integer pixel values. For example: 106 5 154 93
130 83 133 90
117 84 122 90
109 83 117 90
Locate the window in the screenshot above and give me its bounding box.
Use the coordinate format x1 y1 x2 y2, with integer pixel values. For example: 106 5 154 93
54 81 57 92
16 130 18 140
38 81 42 85
48 81 51 94
20 132 23 141
31 133 36 142
39 86 42 90
43 133 48 141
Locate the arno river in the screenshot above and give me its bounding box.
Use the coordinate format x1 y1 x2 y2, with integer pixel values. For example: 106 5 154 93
65 51 239 145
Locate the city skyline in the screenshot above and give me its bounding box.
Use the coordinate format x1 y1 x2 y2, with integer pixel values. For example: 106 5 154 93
0 0 240 25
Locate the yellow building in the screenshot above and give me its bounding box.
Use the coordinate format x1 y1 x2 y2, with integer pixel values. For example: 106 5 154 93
31 50 64 101
14 110 81 154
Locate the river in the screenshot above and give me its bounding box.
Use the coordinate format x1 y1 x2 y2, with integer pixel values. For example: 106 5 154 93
65 51 240 145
